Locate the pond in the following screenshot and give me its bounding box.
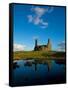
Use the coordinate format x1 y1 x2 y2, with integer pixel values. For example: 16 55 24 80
11 59 66 86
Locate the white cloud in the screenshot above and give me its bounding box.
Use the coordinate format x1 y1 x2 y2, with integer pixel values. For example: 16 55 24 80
13 44 26 51
48 7 54 13
57 41 65 52
40 19 48 25
34 17 40 25
31 6 46 18
27 15 48 28
40 19 48 28
27 6 53 29
27 15 33 22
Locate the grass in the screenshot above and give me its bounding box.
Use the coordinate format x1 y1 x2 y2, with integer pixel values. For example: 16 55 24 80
13 51 66 60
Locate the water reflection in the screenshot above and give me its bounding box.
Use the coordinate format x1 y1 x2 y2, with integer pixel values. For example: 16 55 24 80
13 62 20 69
12 59 66 86
24 61 32 67
24 59 53 72
55 59 66 65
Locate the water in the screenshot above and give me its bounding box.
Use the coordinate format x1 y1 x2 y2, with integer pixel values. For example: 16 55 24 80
11 59 66 86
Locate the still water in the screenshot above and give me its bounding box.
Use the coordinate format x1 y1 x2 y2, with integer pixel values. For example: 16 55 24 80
12 59 66 86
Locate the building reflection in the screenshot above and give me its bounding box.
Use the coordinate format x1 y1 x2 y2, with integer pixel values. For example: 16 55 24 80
24 59 52 72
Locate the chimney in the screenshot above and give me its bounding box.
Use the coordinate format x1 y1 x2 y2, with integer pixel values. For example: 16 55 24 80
35 39 38 47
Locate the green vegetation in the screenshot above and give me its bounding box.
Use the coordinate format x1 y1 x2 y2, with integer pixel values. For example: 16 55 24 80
13 51 65 60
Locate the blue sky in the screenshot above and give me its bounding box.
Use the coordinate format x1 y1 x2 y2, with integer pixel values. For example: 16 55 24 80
13 4 66 51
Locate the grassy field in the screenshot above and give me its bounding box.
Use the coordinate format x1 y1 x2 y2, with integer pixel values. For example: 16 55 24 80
13 51 66 60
